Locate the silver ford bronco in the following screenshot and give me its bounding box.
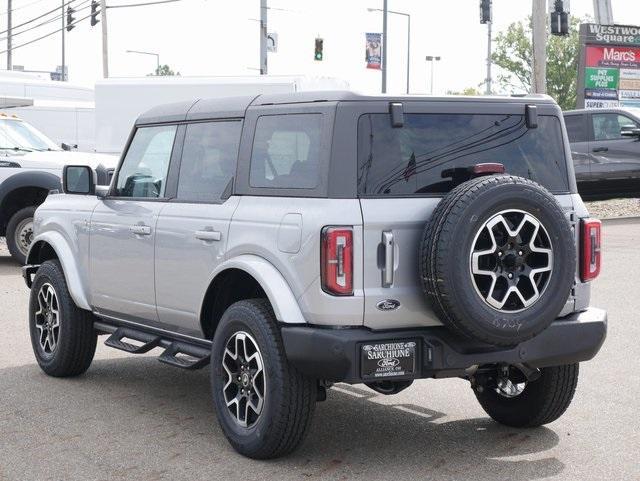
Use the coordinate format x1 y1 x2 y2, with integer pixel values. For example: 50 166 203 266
23 92 607 459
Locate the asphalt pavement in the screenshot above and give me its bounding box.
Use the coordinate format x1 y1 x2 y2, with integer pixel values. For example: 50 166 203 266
0 221 638 481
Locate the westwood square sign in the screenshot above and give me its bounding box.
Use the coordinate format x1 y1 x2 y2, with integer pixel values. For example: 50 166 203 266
577 23 640 109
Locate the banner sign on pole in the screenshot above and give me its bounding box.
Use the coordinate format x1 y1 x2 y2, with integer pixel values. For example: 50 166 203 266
366 33 382 70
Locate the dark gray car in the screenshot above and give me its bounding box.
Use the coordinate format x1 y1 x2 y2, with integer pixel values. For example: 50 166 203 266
564 108 640 198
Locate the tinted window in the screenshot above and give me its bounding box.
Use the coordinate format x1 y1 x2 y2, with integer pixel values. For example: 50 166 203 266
115 125 177 198
592 113 639 141
358 113 569 195
177 121 242 202
250 114 322 189
564 115 587 143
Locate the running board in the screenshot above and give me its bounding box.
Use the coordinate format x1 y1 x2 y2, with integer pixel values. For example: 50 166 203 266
96 321 211 370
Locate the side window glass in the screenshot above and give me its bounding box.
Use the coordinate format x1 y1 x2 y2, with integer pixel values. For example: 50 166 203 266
177 121 242 202
115 125 177 198
592 114 638 141
564 115 586 143
249 114 322 189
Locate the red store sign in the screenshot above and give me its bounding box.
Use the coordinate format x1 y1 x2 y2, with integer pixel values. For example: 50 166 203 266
586 45 640 68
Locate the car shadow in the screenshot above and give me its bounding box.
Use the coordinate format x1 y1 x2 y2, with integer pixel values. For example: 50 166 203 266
0 356 563 481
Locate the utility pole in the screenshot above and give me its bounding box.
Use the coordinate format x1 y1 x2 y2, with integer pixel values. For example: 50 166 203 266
61 1 66 80
531 0 546 94
100 0 109 77
6 0 12 71
381 0 388 93
486 20 492 94
260 0 267 75
593 0 613 24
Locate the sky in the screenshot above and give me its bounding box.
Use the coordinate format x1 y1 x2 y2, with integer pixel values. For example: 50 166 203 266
1 0 640 94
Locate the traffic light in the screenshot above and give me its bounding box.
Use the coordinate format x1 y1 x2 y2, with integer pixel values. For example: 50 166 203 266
66 6 76 32
90 0 100 27
550 0 570 36
479 0 491 24
314 38 323 61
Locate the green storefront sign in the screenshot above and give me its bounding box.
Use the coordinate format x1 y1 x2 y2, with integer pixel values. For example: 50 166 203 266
585 67 619 89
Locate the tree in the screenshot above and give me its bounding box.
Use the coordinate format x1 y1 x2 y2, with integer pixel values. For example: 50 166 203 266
447 86 482 96
492 16 583 110
148 64 180 76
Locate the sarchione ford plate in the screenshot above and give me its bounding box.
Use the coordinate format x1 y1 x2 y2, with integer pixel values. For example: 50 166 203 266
360 340 418 380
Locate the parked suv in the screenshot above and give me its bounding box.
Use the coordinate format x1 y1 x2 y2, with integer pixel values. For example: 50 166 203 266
23 92 607 459
564 107 640 199
0 113 116 263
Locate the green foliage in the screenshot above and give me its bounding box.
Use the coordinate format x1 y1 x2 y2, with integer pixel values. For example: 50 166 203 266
447 87 483 96
148 64 180 76
492 16 583 110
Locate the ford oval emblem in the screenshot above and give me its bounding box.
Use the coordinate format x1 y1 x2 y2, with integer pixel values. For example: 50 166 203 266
376 299 400 311
377 358 400 368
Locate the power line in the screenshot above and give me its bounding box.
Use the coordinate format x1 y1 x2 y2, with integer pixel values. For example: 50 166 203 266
0 0 80 36
0 10 93 55
0 0 54 18
0 0 91 43
107 0 182 8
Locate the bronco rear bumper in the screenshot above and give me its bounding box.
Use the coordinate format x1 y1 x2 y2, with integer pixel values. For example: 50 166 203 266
280 307 607 383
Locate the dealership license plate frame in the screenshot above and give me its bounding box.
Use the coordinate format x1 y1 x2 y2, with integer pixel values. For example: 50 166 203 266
360 339 420 381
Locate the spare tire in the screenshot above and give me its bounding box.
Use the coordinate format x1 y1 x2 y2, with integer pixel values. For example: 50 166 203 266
420 175 576 347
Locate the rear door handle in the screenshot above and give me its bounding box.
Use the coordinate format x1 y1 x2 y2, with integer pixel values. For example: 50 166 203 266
382 231 394 287
592 146 608 153
195 229 222 242
130 224 151 236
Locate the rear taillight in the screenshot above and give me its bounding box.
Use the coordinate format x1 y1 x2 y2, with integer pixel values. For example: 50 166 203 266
321 226 353 296
581 218 601 282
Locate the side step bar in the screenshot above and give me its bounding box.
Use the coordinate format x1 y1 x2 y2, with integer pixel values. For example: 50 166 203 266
96 322 211 370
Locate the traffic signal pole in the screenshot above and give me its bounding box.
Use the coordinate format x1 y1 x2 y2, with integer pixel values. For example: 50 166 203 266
6 0 11 70
485 20 491 94
260 0 267 74
531 0 546 94
100 0 109 77
61 1 66 80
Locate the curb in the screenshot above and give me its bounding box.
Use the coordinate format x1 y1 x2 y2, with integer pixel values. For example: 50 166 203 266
600 216 640 224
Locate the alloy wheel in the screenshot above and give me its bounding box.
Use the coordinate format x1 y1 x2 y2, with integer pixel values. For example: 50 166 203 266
470 209 553 313
15 217 34 257
34 283 60 354
222 331 265 428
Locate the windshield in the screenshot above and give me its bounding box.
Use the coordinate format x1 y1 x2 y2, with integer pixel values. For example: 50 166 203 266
0 118 60 152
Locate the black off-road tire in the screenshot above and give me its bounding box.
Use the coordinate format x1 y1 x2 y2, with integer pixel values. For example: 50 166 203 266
6 206 36 265
29 260 97 377
475 364 579 427
210 299 317 459
420 175 576 346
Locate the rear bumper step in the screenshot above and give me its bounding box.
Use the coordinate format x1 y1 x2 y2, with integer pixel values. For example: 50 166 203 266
280 307 607 383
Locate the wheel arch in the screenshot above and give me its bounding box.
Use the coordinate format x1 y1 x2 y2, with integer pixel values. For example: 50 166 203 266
26 233 91 311
0 171 60 235
199 255 306 340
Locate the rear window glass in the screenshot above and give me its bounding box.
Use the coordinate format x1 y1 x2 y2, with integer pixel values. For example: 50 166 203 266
564 115 587 143
357 113 569 196
250 114 322 189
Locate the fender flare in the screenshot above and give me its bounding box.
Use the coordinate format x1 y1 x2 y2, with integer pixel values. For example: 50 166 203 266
26 232 91 311
0 170 61 218
205 254 306 324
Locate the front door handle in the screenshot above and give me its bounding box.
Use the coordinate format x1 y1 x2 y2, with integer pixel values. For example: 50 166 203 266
382 230 394 287
130 224 151 236
592 146 609 153
195 229 222 242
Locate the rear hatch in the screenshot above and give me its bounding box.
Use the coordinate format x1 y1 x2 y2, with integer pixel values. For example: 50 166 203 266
357 105 576 330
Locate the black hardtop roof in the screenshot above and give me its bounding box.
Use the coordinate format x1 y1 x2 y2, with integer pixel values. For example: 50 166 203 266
135 90 557 125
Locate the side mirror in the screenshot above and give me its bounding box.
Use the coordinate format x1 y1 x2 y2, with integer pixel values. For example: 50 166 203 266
63 165 96 195
620 127 640 138
95 185 109 198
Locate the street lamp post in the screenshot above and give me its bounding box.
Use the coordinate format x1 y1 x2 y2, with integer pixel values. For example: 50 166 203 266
425 56 441 95
368 7 411 94
126 50 160 75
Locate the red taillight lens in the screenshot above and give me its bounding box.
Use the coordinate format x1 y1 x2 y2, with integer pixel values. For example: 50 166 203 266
321 226 353 296
581 218 601 282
